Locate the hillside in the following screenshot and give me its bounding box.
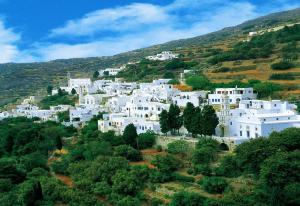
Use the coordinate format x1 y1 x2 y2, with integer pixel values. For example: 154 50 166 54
1 8 300 107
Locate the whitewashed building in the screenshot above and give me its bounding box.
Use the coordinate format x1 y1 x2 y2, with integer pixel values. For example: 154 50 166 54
216 95 300 141
146 51 178 61
172 91 208 107
99 65 126 77
209 87 257 105
98 113 161 135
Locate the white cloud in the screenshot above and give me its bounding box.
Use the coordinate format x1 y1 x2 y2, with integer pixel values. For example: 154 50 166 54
50 3 171 37
0 20 21 63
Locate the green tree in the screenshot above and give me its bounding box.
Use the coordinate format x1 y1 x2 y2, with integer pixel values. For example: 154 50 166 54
201 105 219 136
260 150 300 189
71 88 77 95
137 131 156 149
168 104 182 135
200 176 228 194
122 124 138 148
167 140 190 158
93 71 100 79
183 102 195 134
235 137 276 175
190 107 203 137
186 76 210 90
169 191 206 206
159 110 170 135
112 170 142 196
269 127 300 151
4 134 14 153
46 85 53 95
151 154 180 173
55 135 63 151
114 145 142 161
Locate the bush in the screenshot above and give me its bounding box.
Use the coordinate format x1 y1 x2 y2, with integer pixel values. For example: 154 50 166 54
186 76 211 90
138 131 156 149
271 61 294 70
114 145 142 161
168 79 180 85
155 145 162 152
215 155 241 178
200 176 228 194
193 164 212 176
169 191 206 206
172 173 195 183
212 67 230 73
187 168 193 175
269 73 295 80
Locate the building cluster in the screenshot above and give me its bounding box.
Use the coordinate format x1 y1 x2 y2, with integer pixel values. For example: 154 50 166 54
0 51 299 145
146 51 178 61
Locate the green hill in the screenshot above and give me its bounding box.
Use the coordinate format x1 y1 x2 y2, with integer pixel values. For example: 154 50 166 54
1 8 300 107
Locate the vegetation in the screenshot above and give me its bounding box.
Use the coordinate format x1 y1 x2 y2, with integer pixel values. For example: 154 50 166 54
271 61 295 70
39 91 78 109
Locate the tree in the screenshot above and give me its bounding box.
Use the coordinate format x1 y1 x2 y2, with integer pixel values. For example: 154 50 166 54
122 124 138 148
151 154 180 173
183 102 195 134
93 71 100 79
57 88 64 96
46 85 53 95
235 137 276 175
260 150 300 189
159 110 170 135
114 145 142 161
55 135 63 151
168 104 182 135
190 107 202 137
297 102 300 113
269 127 300 151
112 170 142 196
71 88 77 95
169 191 206 206
4 134 14 153
167 140 190 158
186 76 210 90
201 105 219 136
137 131 156 149
200 176 228 194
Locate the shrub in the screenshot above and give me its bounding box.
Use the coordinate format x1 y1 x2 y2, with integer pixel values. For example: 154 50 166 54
200 176 228 194
169 191 206 206
138 131 156 149
186 76 211 90
271 61 294 70
168 79 180 85
212 67 230 73
155 145 162 152
187 168 193 175
172 173 195 183
114 145 142 161
193 164 212 176
215 155 241 177
269 73 295 80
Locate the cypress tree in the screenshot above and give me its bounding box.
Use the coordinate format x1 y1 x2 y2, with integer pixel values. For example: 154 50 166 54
183 102 195 134
159 110 170 136
123 123 138 148
202 105 219 136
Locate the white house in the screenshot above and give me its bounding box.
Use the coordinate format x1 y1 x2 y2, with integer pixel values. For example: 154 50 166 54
209 87 257 105
146 51 178 61
216 95 300 141
0 111 11 121
99 66 125 77
172 91 208 107
98 113 161 135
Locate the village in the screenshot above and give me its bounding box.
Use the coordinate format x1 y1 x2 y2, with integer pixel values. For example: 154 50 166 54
1 51 299 149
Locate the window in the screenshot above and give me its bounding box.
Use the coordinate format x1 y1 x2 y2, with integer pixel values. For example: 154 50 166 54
247 131 250 138
240 131 242 136
276 118 279 121
230 122 232 125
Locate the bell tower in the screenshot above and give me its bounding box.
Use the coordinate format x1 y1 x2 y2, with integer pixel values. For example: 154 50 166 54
218 92 230 137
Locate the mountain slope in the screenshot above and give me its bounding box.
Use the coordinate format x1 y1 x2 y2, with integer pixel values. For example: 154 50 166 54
1 7 300 107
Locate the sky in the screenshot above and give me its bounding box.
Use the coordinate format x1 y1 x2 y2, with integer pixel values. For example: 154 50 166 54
0 0 299 63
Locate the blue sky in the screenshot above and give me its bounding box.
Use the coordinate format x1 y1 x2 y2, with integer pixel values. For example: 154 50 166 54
0 0 299 63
